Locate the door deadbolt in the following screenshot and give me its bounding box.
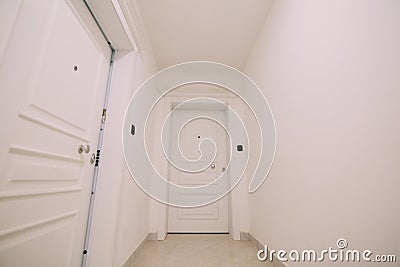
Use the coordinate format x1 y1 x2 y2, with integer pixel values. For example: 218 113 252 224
78 144 90 154
90 153 96 164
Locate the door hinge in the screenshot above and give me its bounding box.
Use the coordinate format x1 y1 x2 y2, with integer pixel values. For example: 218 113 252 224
95 149 101 166
101 109 107 124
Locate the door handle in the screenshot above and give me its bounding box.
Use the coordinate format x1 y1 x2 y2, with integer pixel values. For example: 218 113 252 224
210 163 216 169
78 144 90 154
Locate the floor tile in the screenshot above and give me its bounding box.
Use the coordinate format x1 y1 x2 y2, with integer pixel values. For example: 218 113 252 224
132 234 272 267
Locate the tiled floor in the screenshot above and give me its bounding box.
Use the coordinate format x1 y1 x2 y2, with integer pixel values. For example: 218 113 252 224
132 234 272 267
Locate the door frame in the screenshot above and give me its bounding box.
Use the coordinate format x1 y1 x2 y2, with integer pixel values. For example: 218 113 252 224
65 1 140 266
149 89 249 241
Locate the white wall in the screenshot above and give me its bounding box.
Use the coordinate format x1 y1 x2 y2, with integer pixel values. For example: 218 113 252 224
245 0 400 265
112 49 158 266
88 48 157 267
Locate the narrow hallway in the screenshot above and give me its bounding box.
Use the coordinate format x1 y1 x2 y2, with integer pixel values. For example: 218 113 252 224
1 0 399 267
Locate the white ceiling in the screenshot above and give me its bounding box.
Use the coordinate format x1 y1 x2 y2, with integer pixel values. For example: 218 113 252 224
135 0 273 70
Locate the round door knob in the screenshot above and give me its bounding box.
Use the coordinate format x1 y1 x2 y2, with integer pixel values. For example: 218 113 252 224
78 144 90 154
210 163 216 169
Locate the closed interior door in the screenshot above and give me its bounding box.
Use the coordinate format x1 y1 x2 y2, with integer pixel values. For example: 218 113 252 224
0 0 109 266
168 109 229 233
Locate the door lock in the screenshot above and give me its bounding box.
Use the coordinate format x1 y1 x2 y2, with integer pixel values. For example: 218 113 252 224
90 153 96 164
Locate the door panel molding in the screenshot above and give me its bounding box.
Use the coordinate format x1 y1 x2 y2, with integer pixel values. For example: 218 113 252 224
19 107 90 143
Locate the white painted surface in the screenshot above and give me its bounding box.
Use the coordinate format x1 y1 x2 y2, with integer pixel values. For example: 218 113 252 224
245 0 400 265
228 97 255 240
0 0 109 266
92 49 156 267
85 0 136 50
167 110 229 233
135 0 273 69
86 52 132 267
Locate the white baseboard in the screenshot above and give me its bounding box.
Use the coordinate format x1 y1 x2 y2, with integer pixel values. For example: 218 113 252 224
247 232 287 267
121 233 157 267
240 232 250 241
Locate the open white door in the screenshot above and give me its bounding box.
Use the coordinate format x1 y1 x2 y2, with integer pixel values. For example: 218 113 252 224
168 109 229 233
0 0 109 266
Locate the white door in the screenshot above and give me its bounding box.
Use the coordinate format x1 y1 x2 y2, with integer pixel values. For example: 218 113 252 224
168 109 229 233
0 0 109 266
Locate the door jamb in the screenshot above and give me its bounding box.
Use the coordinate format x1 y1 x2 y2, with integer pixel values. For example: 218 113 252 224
67 1 116 266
